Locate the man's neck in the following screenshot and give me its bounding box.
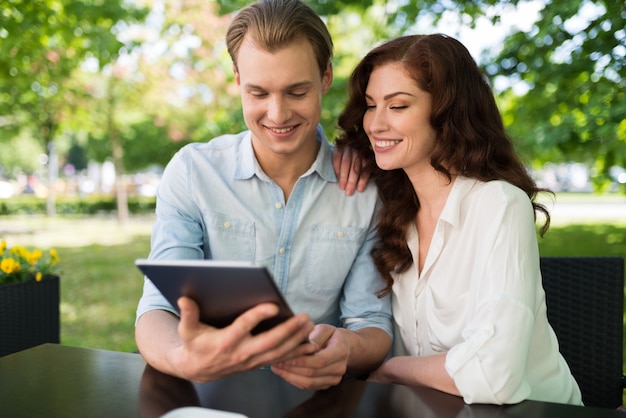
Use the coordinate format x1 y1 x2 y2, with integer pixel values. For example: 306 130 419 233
253 140 321 201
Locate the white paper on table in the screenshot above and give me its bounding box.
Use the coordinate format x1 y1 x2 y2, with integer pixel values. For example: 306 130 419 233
160 406 248 418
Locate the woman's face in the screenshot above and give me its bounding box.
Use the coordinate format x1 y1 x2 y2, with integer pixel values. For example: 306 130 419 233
363 62 437 174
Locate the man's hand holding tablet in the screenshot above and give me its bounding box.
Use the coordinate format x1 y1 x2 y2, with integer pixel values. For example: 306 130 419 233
135 259 319 382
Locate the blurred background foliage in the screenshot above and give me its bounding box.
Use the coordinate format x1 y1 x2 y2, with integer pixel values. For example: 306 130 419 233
0 0 624 215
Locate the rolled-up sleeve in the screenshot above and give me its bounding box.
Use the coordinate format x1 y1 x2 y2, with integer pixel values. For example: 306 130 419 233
445 296 534 404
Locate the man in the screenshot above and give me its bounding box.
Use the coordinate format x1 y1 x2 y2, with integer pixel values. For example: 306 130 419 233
135 0 391 390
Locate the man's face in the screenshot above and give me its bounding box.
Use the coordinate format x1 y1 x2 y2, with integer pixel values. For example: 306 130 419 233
234 35 332 165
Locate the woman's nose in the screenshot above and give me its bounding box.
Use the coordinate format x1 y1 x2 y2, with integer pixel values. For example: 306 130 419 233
364 108 387 133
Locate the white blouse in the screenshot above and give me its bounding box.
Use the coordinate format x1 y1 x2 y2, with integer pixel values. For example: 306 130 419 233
391 176 582 405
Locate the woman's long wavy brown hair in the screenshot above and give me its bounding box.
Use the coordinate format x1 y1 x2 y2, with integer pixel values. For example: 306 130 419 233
336 34 551 297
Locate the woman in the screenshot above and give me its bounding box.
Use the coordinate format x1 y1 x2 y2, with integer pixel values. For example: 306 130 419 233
335 34 582 405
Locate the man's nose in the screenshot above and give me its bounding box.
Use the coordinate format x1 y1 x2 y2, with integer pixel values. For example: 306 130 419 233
267 96 291 124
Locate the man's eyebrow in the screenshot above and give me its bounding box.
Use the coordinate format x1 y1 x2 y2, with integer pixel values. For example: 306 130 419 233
365 91 415 100
244 81 313 91
285 81 313 90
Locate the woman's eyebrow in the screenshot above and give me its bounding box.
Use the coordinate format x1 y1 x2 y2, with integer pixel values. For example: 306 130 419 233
365 91 415 100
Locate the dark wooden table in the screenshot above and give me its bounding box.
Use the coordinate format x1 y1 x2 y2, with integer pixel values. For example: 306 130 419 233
0 344 623 418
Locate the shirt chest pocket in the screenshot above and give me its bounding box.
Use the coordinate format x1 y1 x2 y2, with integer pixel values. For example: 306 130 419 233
305 225 366 295
205 212 256 261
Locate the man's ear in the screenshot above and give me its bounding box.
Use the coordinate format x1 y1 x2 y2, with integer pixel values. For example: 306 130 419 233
233 65 241 86
322 61 333 94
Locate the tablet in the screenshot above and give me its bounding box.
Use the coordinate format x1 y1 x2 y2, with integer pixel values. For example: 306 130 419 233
135 258 294 335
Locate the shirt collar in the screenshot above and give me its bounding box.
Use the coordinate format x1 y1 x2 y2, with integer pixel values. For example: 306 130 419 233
234 125 337 183
438 176 478 228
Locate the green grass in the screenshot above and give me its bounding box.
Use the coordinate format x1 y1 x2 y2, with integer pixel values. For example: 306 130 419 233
58 238 151 352
538 222 626 257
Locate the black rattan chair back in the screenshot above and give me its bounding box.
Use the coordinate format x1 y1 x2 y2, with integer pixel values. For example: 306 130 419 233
540 256 625 408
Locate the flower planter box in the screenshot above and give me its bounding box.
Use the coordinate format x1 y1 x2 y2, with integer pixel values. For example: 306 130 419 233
0 275 60 357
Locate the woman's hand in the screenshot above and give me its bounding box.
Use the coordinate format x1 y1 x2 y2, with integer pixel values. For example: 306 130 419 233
332 145 370 195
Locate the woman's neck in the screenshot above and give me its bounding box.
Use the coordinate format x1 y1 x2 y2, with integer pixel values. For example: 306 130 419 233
407 168 456 215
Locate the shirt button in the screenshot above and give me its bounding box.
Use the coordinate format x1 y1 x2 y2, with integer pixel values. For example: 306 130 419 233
275 202 282 209
336 231 345 238
223 222 231 229
279 247 285 254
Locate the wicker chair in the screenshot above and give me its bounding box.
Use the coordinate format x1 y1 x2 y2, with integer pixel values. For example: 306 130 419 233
540 256 625 409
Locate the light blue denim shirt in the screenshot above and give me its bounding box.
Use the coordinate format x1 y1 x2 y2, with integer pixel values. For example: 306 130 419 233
136 128 392 337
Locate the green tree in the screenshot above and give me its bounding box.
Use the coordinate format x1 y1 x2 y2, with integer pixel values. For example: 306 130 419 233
490 1 625 190
132 0 241 143
3 0 622 207
214 1 625 191
0 0 147 214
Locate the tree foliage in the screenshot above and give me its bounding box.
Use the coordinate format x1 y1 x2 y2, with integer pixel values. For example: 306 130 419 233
0 0 623 196
0 0 147 146
491 0 625 188
213 1 625 188
0 0 147 216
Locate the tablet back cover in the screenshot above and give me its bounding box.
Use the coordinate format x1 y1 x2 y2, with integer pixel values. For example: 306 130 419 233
136 259 294 334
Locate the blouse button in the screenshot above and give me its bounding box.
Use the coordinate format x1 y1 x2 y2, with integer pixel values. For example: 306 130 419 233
275 202 282 209
279 247 286 254
336 231 345 238
223 222 231 229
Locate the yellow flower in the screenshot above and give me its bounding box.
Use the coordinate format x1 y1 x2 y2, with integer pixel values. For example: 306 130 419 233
10 245 28 259
50 249 60 265
1 257 21 274
27 249 43 265
1 242 60 284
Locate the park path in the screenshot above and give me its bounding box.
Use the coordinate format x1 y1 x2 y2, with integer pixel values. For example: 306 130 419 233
542 199 626 225
1 214 154 248
1 196 624 248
